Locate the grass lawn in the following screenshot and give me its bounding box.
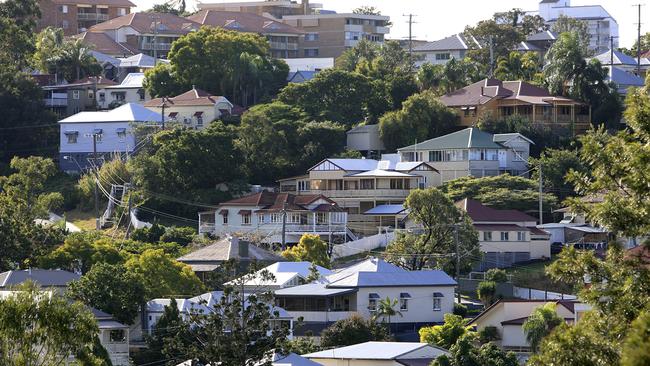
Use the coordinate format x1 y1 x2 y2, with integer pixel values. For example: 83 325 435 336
505 257 574 294
63 209 97 231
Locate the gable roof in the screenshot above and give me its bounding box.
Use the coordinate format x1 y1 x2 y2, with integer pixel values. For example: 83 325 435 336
89 12 201 34
413 34 479 52
398 128 504 151
526 30 558 42
77 32 136 57
177 236 283 263
457 198 538 222
0 269 80 288
605 66 645 87
106 72 145 88
187 10 302 35
593 50 639 66
228 261 332 288
304 341 447 360
58 103 162 123
218 191 335 212
119 53 167 68
467 298 580 326
145 87 231 107
327 270 457 288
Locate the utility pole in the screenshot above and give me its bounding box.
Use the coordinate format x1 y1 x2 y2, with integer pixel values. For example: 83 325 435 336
610 36 615 68
160 97 166 129
538 162 543 225
454 224 461 303
281 202 288 251
403 14 416 71
92 133 100 230
124 183 132 239
634 4 644 75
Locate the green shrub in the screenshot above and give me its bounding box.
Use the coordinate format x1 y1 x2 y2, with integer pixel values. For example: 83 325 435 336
453 303 468 318
485 268 508 283
479 325 500 343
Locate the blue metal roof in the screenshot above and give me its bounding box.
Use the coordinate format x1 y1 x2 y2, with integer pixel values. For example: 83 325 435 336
328 270 457 288
364 204 407 215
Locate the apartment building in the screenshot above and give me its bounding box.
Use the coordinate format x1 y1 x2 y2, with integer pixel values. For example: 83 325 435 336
438 79 590 134
187 10 304 58
526 0 618 54
197 0 390 58
86 12 201 58
398 128 532 182
37 0 134 36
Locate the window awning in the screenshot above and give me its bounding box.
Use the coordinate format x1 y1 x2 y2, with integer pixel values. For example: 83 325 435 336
115 128 126 134
194 111 204 117
93 128 103 134
168 112 178 117
400 292 411 298
433 292 444 298
461 107 469 110
368 293 380 299
64 131 79 135
238 210 251 215
219 209 229 216
468 106 476 110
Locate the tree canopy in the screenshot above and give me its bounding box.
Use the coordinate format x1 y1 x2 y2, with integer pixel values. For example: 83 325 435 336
320 314 390 348
281 234 330 268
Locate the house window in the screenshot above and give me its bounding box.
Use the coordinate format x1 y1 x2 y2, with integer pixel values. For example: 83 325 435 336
517 231 526 241
305 33 319 41
64 131 78 144
315 212 327 224
304 48 319 57
429 151 442 161
116 128 127 140
344 180 358 190
88 90 95 100
288 213 301 224
500 232 509 241
62 20 69 29
513 149 527 162
270 213 282 223
390 179 403 190
258 213 266 224
360 179 374 190
118 8 127 16
433 292 444 311
109 330 126 343
242 213 251 225
368 293 379 312
194 112 204 126
61 5 68 13
93 129 103 142
399 293 411 311
220 210 228 225
483 231 492 241
137 88 145 101
297 180 309 192
435 53 451 60
72 90 80 100
99 92 105 102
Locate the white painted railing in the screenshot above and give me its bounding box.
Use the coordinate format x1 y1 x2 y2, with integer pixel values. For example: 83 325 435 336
331 231 395 259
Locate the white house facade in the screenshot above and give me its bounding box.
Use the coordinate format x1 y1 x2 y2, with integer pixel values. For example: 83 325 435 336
97 73 150 109
144 87 233 130
58 103 162 173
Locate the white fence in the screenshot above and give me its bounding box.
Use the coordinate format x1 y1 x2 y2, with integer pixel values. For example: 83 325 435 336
513 286 577 300
331 231 395 259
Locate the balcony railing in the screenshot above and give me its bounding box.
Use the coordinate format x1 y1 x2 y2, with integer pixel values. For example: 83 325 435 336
140 43 172 51
269 42 299 50
308 189 412 198
44 98 67 107
77 13 109 21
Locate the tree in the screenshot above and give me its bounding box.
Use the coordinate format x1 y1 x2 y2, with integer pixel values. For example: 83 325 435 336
494 51 541 82
417 58 485 96
125 249 204 299
281 234 330 268
484 268 508 283
372 297 403 334
431 333 518 366
159 283 291 366
440 174 558 215
522 302 563 352
38 232 124 274
335 39 379 72
565 76 650 237
463 19 524 71
132 298 188 365
419 314 471 349
386 188 479 272
33 31 101 82
543 32 622 128
278 69 374 128
0 282 105 365
621 310 650 366
477 281 497 306
144 27 288 105
551 15 591 55
529 148 586 201
0 157 66 270
320 314 390 348
67 263 147 325
378 90 457 151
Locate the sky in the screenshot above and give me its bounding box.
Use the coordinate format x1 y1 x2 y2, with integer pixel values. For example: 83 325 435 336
129 0 646 48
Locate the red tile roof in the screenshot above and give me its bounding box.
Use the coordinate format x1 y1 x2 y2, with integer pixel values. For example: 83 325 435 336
89 12 201 34
473 224 530 232
187 10 303 35
219 191 336 212
439 78 580 107
51 0 135 6
144 88 229 107
67 76 118 87
75 31 136 57
625 245 650 268
457 198 538 223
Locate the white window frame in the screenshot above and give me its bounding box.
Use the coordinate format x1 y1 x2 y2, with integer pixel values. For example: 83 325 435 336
72 90 80 100
500 232 509 241
399 298 408 312
433 298 442 311
241 213 251 225
483 231 492 241
61 5 68 13
368 299 377 312
517 231 526 241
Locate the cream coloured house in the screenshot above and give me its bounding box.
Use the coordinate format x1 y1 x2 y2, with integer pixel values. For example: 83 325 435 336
304 341 449 366
144 87 233 129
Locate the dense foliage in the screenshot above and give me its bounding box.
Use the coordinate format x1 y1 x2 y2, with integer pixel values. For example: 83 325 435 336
320 314 391 348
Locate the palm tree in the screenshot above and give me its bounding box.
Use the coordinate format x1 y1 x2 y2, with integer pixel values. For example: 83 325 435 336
58 38 100 81
522 302 563 352
372 297 403 335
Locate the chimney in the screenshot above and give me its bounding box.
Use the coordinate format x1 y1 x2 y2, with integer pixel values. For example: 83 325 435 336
238 240 249 258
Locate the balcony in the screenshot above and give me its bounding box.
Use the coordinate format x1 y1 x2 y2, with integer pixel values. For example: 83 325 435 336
308 189 412 199
375 26 390 34
77 13 109 21
44 98 67 107
269 42 299 50
285 311 356 323
140 42 172 51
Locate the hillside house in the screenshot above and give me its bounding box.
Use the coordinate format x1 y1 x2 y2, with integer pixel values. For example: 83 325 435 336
304 341 449 366
144 87 233 130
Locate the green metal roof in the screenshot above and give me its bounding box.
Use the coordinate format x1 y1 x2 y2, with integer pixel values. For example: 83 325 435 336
398 128 504 151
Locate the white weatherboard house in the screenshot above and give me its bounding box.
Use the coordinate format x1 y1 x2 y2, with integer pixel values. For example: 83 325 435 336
58 103 161 173
274 258 456 335
97 73 150 109
303 341 449 366
144 87 233 130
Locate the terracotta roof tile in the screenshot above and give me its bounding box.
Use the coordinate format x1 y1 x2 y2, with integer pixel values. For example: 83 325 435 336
218 191 335 212
75 32 136 57
187 10 302 35
51 0 135 6
144 88 228 107
89 12 201 34
457 198 538 222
